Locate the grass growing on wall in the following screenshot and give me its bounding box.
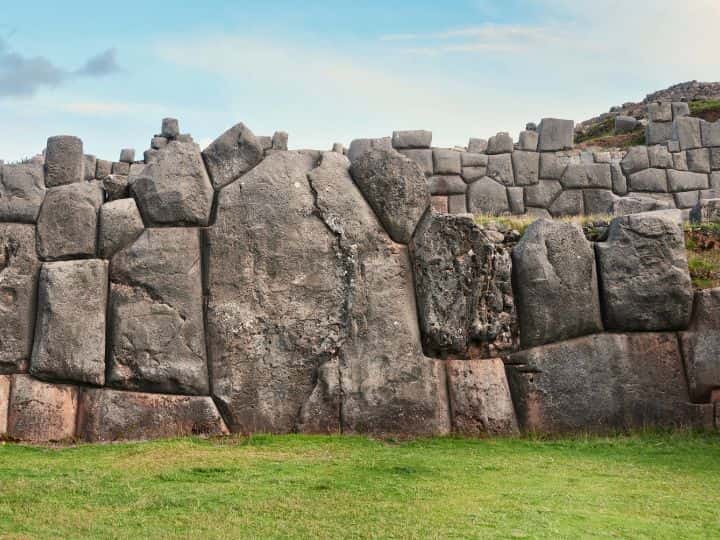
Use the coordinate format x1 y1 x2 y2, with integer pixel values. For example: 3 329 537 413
690 99 720 122
686 223 720 289
0 433 719 539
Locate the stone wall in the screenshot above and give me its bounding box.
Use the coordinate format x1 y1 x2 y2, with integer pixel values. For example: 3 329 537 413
0 116 719 444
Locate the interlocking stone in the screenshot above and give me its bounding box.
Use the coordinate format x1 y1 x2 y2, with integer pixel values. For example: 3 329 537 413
539 153 570 179
674 117 703 150
392 130 432 149
646 122 673 145
687 148 711 173
0 161 46 223
119 149 135 163
548 190 584 216
30 260 108 386
433 149 462 175
78 389 228 443
36 182 103 260
467 138 488 153
611 164 628 195
428 175 466 195
99 199 144 258
701 120 720 147
350 149 430 244
399 149 433 175
446 359 519 436
628 168 668 192
201 122 264 189
648 145 673 169
560 163 612 189
679 288 720 402
83 155 97 181
461 153 489 167
448 194 467 214
648 102 672 122
45 135 83 187
7 375 79 442
621 146 650 176
507 186 524 214
524 180 561 208
512 151 539 186
584 189 618 215
487 154 514 186
132 141 214 226
596 213 693 331
537 118 574 151
512 219 602 349
518 131 538 151
161 118 180 139
486 133 514 154
467 177 510 214
667 170 709 192
347 137 392 162
108 228 209 395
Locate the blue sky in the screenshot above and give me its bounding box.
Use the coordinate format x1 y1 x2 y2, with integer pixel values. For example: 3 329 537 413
1 0 719 162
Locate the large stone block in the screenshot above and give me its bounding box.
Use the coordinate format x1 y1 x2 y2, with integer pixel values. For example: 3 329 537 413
612 194 672 216
667 170 709 192
621 146 650 176
486 133 514 155
45 135 83 187
524 180 561 208
461 153 489 168
512 219 602 349
648 102 672 122
584 189 618 215
350 149 430 244
646 122 673 145
7 375 78 442
506 333 701 434
596 213 693 331
648 145 673 169
392 130 432 149
201 122 264 189
548 190 583 217
467 138 488 153
347 137 392 162
674 117 703 150
433 149 462 175
446 359 519 436
467 177 510 214
539 153 570 179
30 260 108 386
83 154 97 181
108 228 209 395
36 182 103 260
701 120 720 147
0 161 46 223
628 168 668 192
512 151 539 186
462 167 487 183
208 152 449 435
518 131 538 151
614 115 638 134
132 141 214 226
679 288 720 402
487 154 514 186
507 186 525 215
78 389 228 443
399 149 433 176
560 163 612 189
687 148 711 173
0 224 41 374
98 199 144 258
537 118 574 152
428 175 466 195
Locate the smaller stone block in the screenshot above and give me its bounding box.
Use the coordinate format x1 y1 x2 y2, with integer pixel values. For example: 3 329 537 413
428 175 466 195
507 187 524 214
448 194 467 214
161 118 180 139
7 375 78 442
668 170 709 192
701 121 720 147
83 155 97 181
272 131 288 150
584 189 618 215
628 168 668 192
462 167 487 182
486 133 514 155
539 153 569 179
647 102 672 122
548 190 584 217
537 118 574 152
688 148 711 173
461 153 488 167
467 177 510 214
119 149 135 163
431 196 448 214
648 145 673 169
611 164 628 196
674 117 703 150
151 136 168 150
646 122 674 145
518 131 538 151
433 149 462 175
99 199 145 258
525 180 561 208
710 148 720 171
614 115 638 134
621 146 650 175
399 149 433 176
392 130 432 149
112 161 130 175
95 159 112 178
674 191 700 209
467 138 487 153
487 154 514 186
103 174 129 201
45 135 83 187
512 151 539 186
672 102 690 119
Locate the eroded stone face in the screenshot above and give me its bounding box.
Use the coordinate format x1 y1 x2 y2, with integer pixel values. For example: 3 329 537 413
0 224 40 374
30 260 108 386
202 122 264 189
7 375 78 442
78 388 228 443
0 161 46 223
108 228 209 395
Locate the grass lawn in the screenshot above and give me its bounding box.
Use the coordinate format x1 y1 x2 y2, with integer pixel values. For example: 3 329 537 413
1 433 719 539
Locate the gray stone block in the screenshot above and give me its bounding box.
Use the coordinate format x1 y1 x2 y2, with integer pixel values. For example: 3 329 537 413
467 138 488 153
518 131 538 151
690 198 720 224
674 117 703 150
45 135 83 187
648 102 672 122
83 155 96 181
347 137 392 162
272 131 288 151
584 189 618 215
611 164 628 195
0 162 46 223
99 199 144 258
392 130 432 149
103 174 129 201
679 289 720 402
512 219 602 349
701 120 720 147
524 180 562 208
95 159 112 179
507 187 525 214
461 152 488 167
687 148 711 173
539 153 569 179
512 151 539 186
672 102 690 119
431 195 448 214
673 151 689 171
614 115 638 134
628 168 668 192
560 163 612 189
674 190 700 209
151 136 168 150
428 175 466 195
399 149 433 176
667 170 709 192
202 122 264 189
537 118 574 152
462 167 487 182
30 259 108 386
433 149 462 175
646 121 673 145
621 146 649 175
711 148 720 171
596 213 693 331
612 194 672 216
486 133 514 155
448 194 467 214
648 145 673 169
119 149 135 163
548 190 583 217
487 154 514 186
37 182 103 260
467 177 510 214
161 118 180 139
112 161 130 175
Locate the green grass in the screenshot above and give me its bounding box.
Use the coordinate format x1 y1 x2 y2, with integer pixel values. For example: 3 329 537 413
1 433 719 539
690 99 720 117
474 213 613 237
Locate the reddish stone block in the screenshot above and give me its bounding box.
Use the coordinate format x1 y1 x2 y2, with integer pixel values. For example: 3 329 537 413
7 375 78 442
0 375 10 436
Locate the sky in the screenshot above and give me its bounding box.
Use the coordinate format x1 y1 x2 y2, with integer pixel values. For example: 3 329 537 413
1 0 719 162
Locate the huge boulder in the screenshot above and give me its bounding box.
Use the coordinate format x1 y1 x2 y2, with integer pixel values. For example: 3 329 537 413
30 260 108 386
6 375 79 442
0 161 46 222
410 213 500 357
207 151 449 435
78 389 228 443
467 177 510 214
132 141 214 226
0 224 41 374
36 182 103 260
202 122 264 189
446 359 519 436
679 288 720 402
107 228 209 395
506 333 708 434
596 213 693 331
349 149 430 244
512 220 602 349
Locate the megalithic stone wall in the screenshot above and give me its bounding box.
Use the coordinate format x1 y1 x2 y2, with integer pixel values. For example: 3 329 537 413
0 115 719 444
